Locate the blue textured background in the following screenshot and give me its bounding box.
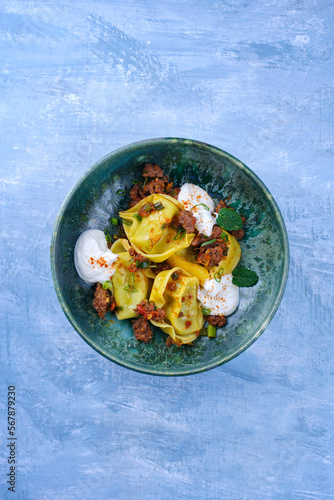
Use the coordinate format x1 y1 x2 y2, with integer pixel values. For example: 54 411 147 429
1 1 333 499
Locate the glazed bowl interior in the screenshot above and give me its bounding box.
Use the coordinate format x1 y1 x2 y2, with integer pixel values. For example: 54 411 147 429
51 138 289 376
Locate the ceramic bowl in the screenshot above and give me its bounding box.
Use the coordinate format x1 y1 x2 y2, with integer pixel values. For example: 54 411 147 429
51 138 289 376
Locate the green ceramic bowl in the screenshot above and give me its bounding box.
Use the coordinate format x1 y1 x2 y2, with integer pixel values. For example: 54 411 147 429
51 138 289 376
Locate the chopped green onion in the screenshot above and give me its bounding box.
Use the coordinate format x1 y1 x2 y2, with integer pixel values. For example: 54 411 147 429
200 327 208 336
132 180 141 185
102 280 113 291
143 204 151 212
191 203 210 211
214 272 221 283
123 286 138 292
173 229 186 240
143 178 148 187
161 223 169 230
149 263 157 268
202 308 211 315
115 306 123 311
200 239 216 247
110 217 118 226
117 189 126 196
122 219 133 226
136 261 149 269
146 238 153 251
153 201 164 211
221 233 229 242
133 214 142 221
104 228 110 235
105 234 112 243
123 273 137 292
171 272 179 280
207 325 217 338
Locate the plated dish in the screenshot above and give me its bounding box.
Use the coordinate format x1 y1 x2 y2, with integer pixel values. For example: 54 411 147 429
51 138 289 376
74 163 258 347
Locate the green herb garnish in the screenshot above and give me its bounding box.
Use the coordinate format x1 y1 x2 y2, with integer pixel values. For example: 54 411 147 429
122 219 133 226
171 272 179 280
102 280 113 291
173 229 186 240
202 308 211 315
115 306 123 311
117 189 126 196
146 238 153 251
105 234 112 243
221 233 229 242
216 208 243 232
136 261 149 269
132 180 141 185
123 273 138 292
232 267 258 287
207 325 217 338
133 214 142 221
161 223 169 230
110 217 118 226
191 203 210 211
214 271 221 283
200 327 208 336
153 201 164 211
200 239 216 247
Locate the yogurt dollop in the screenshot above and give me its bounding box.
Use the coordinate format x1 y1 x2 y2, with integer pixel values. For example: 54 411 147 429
74 229 119 284
197 275 239 316
178 183 216 237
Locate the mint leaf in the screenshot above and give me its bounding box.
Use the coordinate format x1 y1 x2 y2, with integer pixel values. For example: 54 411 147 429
232 267 258 287
216 208 243 231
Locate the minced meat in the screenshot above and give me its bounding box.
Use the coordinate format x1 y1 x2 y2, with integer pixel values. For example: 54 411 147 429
138 202 155 218
143 178 166 195
143 163 165 178
150 261 170 275
196 243 227 267
231 229 244 240
167 281 177 291
216 200 229 212
93 283 116 319
129 183 144 206
207 314 227 327
179 210 197 234
134 300 166 322
132 318 153 342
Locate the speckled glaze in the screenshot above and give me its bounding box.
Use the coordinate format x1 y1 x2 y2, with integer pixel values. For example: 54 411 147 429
50 138 289 376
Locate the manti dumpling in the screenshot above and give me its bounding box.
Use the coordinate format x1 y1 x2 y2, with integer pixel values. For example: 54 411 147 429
149 267 204 345
119 194 194 263
110 239 151 320
167 230 241 285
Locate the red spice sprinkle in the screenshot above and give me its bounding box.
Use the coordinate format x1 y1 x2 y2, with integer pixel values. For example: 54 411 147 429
185 321 192 329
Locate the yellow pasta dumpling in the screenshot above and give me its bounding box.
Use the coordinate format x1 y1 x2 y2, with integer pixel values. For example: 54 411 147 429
167 230 241 285
119 194 194 263
110 239 151 320
149 267 204 345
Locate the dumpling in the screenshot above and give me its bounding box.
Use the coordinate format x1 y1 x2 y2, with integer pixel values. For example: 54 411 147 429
119 194 194 263
110 239 152 320
167 230 241 285
149 267 204 345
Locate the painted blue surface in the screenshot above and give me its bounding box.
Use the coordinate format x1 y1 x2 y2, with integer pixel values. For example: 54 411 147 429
1 0 333 498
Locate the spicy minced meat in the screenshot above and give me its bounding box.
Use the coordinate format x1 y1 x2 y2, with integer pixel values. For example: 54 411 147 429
138 202 155 218
143 163 165 178
178 210 197 234
150 261 170 275
134 300 166 322
143 178 166 196
207 314 227 327
166 281 177 291
196 243 227 267
93 283 116 319
231 229 244 240
132 318 153 343
129 183 144 206
128 248 148 272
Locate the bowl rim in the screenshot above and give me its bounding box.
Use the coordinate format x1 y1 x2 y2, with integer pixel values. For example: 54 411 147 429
50 137 290 376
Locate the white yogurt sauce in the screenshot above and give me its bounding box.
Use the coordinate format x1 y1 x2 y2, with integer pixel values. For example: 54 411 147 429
178 183 216 237
197 275 239 316
74 229 119 284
